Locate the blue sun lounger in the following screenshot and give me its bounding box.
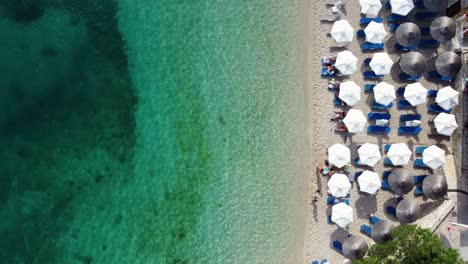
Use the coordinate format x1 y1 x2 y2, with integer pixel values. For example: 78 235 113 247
368 112 391 120
363 58 371 66
415 146 428 155
398 126 422 135
419 39 440 48
400 114 421 122
371 101 393 110
414 174 427 183
395 43 418 51
320 260 328 264
415 0 424 8
312 261 319 264
383 171 391 179
370 216 382 224
361 42 384 51
414 186 424 195
368 126 391 134
360 17 384 25
364 71 384 79
428 104 452 113
414 159 428 168
397 100 414 108
399 72 421 81
428 71 453 82
421 27 430 36
355 171 363 180
381 180 390 190
415 12 438 20
322 67 337 76
384 144 391 153
386 206 397 217
388 14 407 22
396 87 405 96
384 157 395 166
389 23 400 32
327 215 332 223
360 224 373 236
333 240 343 253
364 84 375 92
357 29 366 38
334 98 345 106
428 89 438 97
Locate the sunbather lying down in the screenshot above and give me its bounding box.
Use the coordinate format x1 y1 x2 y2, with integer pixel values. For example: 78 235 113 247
335 124 348 133
328 78 340 90
331 111 347 122
321 56 336 65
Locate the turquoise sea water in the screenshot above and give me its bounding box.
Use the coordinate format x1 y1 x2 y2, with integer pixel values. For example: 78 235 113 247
0 1 308 263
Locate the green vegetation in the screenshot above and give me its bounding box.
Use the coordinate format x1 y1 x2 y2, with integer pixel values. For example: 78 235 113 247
355 225 465 264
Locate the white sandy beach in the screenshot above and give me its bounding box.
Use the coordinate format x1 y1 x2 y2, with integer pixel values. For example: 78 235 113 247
303 1 461 263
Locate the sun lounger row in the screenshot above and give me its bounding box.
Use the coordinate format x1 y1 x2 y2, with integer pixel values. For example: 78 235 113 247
399 72 421 81
429 71 453 82
360 17 384 25
387 12 437 22
362 42 384 51
371 101 393 110
311 259 329 264
390 23 430 35
364 84 375 92
398 126 422 135
428 104 451 113
364 71 384 79
327 197 350 205
368 126 390 134
400 114 421 122
368 112 391 120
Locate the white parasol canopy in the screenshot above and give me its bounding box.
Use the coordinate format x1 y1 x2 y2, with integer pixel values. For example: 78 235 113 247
404 82 427 106
331 20 355 46
358 143 381 167
328 173 352 197
336 51 358 75
436 86 459 111
422 145 446 169
434 113 458 136
387 143 412 165
360 0 383 17
343 109 367 133
373 82 395 106
332 202 354 228
390 0 414 16
369 52 393 75
364 21 387 44
358 170 381 194
339 81 361 106
328 143 351 168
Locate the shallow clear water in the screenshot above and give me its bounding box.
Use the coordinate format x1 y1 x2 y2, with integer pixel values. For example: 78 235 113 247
0 1 308 263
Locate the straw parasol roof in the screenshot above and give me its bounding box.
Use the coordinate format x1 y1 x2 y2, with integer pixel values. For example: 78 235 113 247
388 168 414 196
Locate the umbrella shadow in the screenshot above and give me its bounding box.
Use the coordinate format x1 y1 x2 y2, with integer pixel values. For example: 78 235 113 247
355 193 378 218
419 200 445 218
383 197 399 220
329 226 350 249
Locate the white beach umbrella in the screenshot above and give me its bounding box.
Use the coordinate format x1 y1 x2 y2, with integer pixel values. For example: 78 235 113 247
357 143 381 167
390 0 414 16
335 51 358 75
358 170 381 194
422 145 446 169
359 0 382 17
332 202 354 228
373 82 395 106
387 143 412 165
328 173 352 197
328 143 351 168
369 52 393 75
339 81 361 106
343 109 367 133
331 20 355 46
404 82 427 106
436 86 459 111
364 21 387 44
434 113 458 136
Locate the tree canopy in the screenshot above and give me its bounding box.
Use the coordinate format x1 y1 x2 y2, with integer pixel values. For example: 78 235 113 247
354 225 466 264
